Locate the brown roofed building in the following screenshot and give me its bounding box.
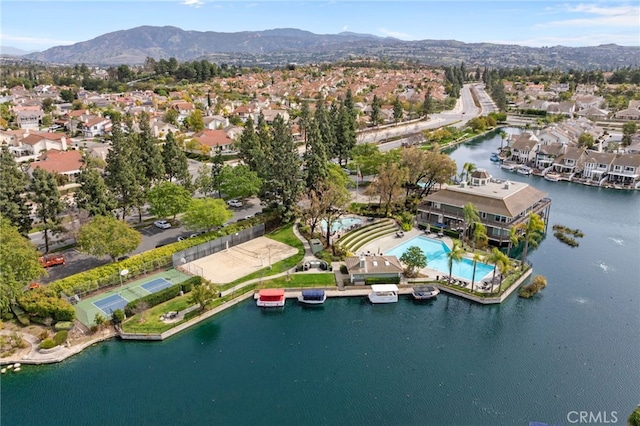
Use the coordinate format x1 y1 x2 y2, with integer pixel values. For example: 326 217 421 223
344 255 403 284
28 150 83 181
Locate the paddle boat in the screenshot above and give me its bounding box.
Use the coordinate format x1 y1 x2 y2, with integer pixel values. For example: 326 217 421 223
256 288 286 308
411 285 440 300
368 284 399 304
516 165 533 175
490 153 500 162
500 162 517 171
297 289 327 305
544 172 561 182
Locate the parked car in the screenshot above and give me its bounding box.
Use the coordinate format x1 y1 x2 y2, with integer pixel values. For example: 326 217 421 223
154 220 171 229
227 199 243 208
39 254 66 268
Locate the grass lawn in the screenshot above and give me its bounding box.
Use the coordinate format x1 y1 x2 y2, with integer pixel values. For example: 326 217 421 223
257 273 336 288
121 294 194 334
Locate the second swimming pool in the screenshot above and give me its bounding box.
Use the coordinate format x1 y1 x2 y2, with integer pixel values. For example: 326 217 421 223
386 235 494 281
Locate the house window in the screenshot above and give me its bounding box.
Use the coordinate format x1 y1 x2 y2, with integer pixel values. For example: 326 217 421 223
480 212 487 219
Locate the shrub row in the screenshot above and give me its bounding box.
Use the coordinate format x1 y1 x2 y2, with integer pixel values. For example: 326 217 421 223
124 276 200 316
365 276 400 285
47 222 259 297
17 291 75 322
39 330 68 349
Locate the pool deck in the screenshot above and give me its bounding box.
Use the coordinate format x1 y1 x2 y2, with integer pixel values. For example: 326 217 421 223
357 228 457 280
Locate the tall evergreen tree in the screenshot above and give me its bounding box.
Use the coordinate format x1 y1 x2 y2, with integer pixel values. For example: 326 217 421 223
393 96 403 123
28 167 65 253
161 131 190 185
0 146 31 235
370 94 382 127
136 112 165 184
333 102 357 166
261 115 301 221
75 165 117 217
235 116 261 172
105 123 143 220
315 99 337 160
303 120 328 191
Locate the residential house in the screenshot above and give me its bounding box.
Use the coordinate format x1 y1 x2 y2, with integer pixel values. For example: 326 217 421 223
534 142 567 170
614 100 640 120
170 101 195 123
416 178 552 246
18 131 68 157
509 132 539 165
580 151 616 183
192 129 234 154
28 149 83 182
203 115 229 130
606 154 640 187
261 109 290 124
550 146 587 176
80 116 112 138
344 255 403 285
575 106 609 120
13 106 44 129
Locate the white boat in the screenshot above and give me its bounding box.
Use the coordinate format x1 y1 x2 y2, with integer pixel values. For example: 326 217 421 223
501 163 517 171
297 289 327 305
368 284 399 304
256 288 286 308
544 173 561 182
412 285 440 300
516 166 532 175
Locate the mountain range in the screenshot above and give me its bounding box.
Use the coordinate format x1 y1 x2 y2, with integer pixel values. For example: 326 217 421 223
14 26 640 69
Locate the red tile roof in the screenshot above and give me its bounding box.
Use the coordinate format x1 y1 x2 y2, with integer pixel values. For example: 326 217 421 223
30 150 83 174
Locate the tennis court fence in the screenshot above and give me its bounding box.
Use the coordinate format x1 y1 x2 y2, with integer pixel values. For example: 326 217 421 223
172 224 265 276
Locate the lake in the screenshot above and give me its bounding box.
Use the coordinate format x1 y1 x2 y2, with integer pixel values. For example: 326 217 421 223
2 129 639 426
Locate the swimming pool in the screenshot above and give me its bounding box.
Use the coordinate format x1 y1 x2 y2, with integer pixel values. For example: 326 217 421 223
320 216 363 233
386 235 494 281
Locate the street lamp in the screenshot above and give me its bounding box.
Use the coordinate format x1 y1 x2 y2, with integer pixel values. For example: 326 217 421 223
119 268 129 287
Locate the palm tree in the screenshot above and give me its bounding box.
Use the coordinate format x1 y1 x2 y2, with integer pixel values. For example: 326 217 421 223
471 222 488 250
462 202 480 244
485 247 509 294
461 162 476 183
499 130 508 150
470 252 483 292
519 212 546 268
446 241 465 284
507 226 520 258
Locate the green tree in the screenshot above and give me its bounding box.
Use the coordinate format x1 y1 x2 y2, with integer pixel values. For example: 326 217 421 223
189 281 219 311
163 108 179 126
446 240 465 284
333 101 357 166
370 94 382 126
315 166 352 249
77 215 141 261
485 247 509 294
147 181 192 221
29 167 65 253
422 87 434 116
184 109 205 132
182 197 233 232
75 166 117 217
194 164 214 197
0 216 46 313
578 132 595 149
351 143 385 176
622 121 637 146
365 160 408 216
105 123 144 220
393 96 403 123
260 115 302 221
0 146 32 234
399 246 427 277
470 252 483 292
314 99 337 163
303 120 328 192
136 112 165 183
235 116 262 172
462 202 480 244
111 309 125 324
219 164 262 201
162 131 190 185
516 212 546 267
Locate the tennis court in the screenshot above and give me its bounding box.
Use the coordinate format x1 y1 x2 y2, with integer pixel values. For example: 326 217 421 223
141 277 174 293
93 294 129 316
74 269 190 327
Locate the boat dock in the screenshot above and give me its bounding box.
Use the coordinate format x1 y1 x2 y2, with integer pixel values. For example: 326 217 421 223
252 287 415 300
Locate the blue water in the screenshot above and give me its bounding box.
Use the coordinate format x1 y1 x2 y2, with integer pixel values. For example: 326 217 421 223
2 128 638 426
320 216 362 233
386 235 494 281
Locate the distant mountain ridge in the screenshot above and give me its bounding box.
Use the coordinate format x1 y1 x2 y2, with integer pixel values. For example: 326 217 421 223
22 26 640 70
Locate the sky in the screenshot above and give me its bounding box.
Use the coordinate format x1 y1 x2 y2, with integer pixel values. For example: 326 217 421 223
1 0 639 52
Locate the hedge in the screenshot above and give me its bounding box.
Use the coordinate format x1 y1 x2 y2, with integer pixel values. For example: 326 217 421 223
364 276 400 285
54 321 74 331
39 339 56 349
124 276 200 316
53 330 68 345
17 291 75 322
47 221 259 297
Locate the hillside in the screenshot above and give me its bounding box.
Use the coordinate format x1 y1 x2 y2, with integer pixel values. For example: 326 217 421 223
23 26 640 70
